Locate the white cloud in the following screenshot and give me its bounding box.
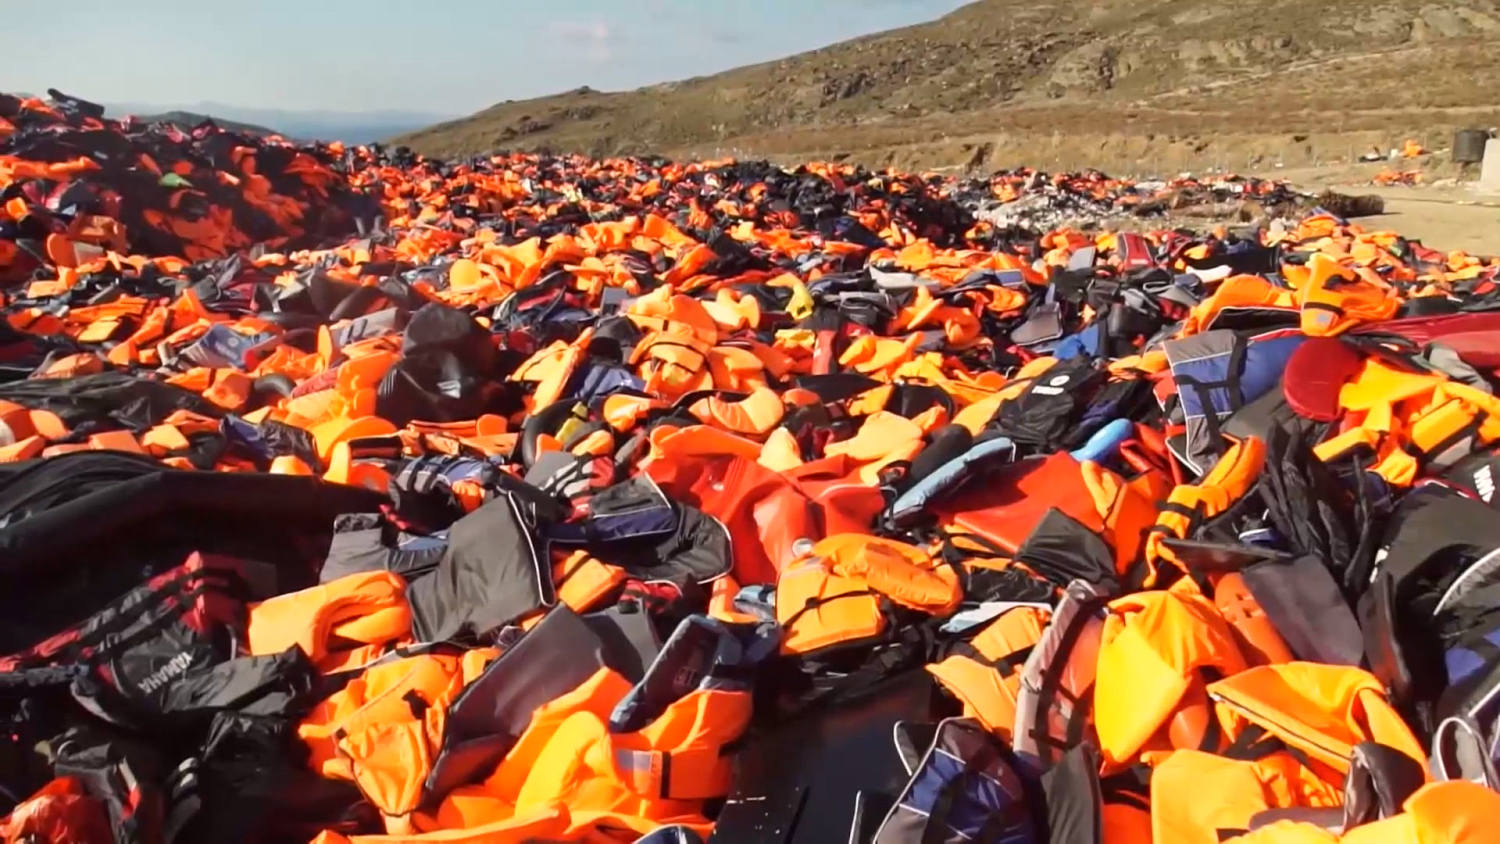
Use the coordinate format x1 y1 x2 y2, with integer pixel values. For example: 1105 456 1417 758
545 19 618 63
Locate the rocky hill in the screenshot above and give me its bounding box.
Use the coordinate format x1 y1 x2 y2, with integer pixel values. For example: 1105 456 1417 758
393 0 1500 173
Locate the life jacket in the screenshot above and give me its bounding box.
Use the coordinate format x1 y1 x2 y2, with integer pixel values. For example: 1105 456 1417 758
633 328 715 398
1210 571 1298 668
1012 579 1113 773
688 387 784 437
1297 254 1399 337
872 717 1039 844
1146 435 1266 583
1162 328 1306 475
1430 607 1500 790
1357 490 1500 714
549 551 628 617
926 605 1050 741
1036 743 1154 844
884 435 1015 529
0 776 114 844
1093 588 1249 770
1180 275 1299 336
1228 781 1500 843
602 615 773 802
1215 663 1427 776
509 339 583 414
939 451 1160 588
423 616 769 840
421 605 616 808
1315 356 1500 487
404 492 555 645
952 356 1061 435
646 450 819 586
1150 663 1427 844
298 648 500 831
986 356 1108 452
780 455 887 536
938 452 1105 554
823 410 928 486
307 806 571 844
245 570 412 673
1280 335 1368 423
0 551 263 731
1415 524 1500 788
1352 311 1500 372
777 534 961 656
1429 446 1500 509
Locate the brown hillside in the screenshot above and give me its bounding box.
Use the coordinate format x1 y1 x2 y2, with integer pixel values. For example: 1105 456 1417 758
393 0 1500 173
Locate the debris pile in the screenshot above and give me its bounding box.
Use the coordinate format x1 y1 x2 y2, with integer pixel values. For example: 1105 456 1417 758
968 168 1308 229
0 90 1499 844
1374 169 1424 186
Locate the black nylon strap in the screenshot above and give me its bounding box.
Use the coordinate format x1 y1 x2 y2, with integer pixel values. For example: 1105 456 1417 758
948 639 1033 677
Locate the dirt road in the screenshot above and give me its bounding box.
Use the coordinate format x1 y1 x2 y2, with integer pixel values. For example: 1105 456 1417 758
1260 161 1500 255
1348 187 1500 255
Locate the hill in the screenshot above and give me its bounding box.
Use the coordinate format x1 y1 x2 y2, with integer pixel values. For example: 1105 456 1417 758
137 110 278 137
110 102 454 144
392 0 1500 174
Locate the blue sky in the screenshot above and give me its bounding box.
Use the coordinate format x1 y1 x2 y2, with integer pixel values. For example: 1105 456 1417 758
3 0 970 117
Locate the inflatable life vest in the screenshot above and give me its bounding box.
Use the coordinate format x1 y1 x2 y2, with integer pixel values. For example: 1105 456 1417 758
777 534 961 656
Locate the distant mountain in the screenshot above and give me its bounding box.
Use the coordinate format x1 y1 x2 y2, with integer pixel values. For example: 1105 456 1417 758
136 110 276 137
106 101 456 144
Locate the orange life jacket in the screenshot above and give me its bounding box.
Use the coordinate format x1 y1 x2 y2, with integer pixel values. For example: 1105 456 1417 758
246 571 412 673
1094 589 1249 770
777 533 961 656
926 606 1050 740
298 649 499 831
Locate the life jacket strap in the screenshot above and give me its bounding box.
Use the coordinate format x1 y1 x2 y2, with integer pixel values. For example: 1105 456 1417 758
612 743 730 800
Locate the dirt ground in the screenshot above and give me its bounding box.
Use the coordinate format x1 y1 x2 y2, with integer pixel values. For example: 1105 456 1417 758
1265 160 1500 255
1355 188 1500 255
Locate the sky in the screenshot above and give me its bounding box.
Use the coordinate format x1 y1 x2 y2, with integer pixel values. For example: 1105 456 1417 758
2 0 971 118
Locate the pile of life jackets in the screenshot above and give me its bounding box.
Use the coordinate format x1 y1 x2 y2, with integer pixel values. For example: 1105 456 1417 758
2 89 1500 844
0 89 376 280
